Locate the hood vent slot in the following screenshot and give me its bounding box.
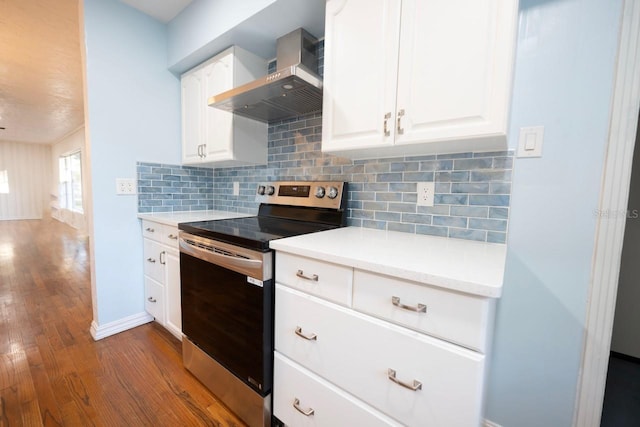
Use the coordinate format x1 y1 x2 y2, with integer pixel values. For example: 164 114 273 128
208 28 323 123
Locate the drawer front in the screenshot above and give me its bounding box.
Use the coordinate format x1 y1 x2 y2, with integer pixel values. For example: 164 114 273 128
142 220 162 242
275 285 485 427
276 252 353 305
144 276 165 323
353 270 493 352
143 239 164 283
161 225 180 249
274 352 401 427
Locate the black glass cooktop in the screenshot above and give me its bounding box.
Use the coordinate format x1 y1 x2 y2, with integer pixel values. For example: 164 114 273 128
178 216 341 251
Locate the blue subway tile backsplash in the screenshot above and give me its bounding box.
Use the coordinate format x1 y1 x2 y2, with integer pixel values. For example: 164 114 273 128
137 39 512 243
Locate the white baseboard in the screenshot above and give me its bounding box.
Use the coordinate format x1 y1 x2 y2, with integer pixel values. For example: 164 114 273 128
484 419 502 427
90 311 154 340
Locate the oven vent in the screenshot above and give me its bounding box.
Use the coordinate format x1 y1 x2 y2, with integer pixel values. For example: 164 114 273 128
184 239 250 260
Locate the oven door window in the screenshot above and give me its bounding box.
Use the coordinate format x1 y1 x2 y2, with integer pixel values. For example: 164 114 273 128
180 252 273 395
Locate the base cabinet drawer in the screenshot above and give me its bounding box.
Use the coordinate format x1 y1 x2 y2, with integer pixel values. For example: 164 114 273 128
144 276 165 323
276 252 353 306
353 270 493 352
275 285 485 427
274 352 400 427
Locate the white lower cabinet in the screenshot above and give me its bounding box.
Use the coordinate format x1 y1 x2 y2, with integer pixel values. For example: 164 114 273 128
273 252 495 426
274 352 401 427
141 219 182 340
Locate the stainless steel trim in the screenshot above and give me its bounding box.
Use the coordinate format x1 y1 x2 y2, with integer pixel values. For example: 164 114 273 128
384 112 391 136
183 338 271 427
387 368 422 391
296 270 318 281
391 296 427 313
295 326 317 341
293 398 315 416
397 109 405 135
179 232 272 281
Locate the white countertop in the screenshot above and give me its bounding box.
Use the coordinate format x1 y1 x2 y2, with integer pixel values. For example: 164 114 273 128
137 210 251 227
270 227 507 298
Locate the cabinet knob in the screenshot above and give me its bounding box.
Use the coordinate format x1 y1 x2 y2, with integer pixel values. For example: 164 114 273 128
387 368 422 391
295 326 317 341
397 109 405 135
293 398 315 416
392 296 426 313
383 112 392 136
296 270 318 282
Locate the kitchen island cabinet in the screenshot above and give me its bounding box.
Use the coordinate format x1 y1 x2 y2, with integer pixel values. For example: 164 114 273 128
270 227 506 426
138 210 251 339
322 0 518 158
181 46 267 167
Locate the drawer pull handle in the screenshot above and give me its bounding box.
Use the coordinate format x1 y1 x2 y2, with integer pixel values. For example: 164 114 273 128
293 398 314 416
296 270 318 281
160 251 166 265
147 297 157 303
295 326 317 341
397 109 405 135
387 368 422 391
168 234 178 240
147 258 156 263
145 227 155 232
383 112 392 136
392 296 426 313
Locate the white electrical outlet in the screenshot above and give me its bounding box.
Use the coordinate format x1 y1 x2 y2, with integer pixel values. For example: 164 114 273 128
116 178 137 195
417 182 435 207
233 181 240 196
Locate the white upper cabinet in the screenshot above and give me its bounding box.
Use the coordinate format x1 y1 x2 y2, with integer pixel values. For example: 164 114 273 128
322 0 518 158
181 46 267 167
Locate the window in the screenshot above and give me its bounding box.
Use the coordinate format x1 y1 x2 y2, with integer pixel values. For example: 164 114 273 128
59 151 83 213
0 170 8 194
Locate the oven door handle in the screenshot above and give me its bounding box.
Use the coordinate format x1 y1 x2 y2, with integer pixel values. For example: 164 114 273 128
179 238 263 271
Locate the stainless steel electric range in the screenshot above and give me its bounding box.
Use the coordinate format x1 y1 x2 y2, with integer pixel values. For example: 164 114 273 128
177 181 348 427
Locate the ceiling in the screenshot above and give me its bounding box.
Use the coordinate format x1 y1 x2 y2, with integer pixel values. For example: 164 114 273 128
0 0 84 144
0 0 191 145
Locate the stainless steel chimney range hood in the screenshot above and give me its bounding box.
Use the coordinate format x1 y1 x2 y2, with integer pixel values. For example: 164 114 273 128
208 28 322 123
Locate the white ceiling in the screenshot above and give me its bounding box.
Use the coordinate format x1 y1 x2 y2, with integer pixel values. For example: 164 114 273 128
120 0 193 23
0 0 192 145
0 0 84 145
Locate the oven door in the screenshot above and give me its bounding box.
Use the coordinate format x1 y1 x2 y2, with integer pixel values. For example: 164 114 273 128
179 232 274 395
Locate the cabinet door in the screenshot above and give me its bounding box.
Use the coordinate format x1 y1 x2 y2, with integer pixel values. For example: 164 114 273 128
145 276 165 323
143 239 164 284
181 71 204 164
164 249 182 340
395 0 517 146
322 0 401 153
203 54 234 160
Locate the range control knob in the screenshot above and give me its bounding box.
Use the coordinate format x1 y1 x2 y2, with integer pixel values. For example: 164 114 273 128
327 186 339 199
266 185 276 195
257 185 266 195
315 186 326 198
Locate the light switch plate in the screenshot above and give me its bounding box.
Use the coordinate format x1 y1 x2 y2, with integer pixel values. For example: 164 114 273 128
233 182 240 196
116 178 136 195
517 126 544 158
417 182 435 207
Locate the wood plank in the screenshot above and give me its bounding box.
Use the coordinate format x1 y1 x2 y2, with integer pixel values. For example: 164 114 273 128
0 218 244 425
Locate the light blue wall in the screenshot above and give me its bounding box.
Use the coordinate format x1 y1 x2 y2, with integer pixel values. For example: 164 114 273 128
485 0 623 425
83 0 181 325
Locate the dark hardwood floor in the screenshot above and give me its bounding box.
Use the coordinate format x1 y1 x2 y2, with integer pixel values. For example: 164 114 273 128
0 219 246 427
